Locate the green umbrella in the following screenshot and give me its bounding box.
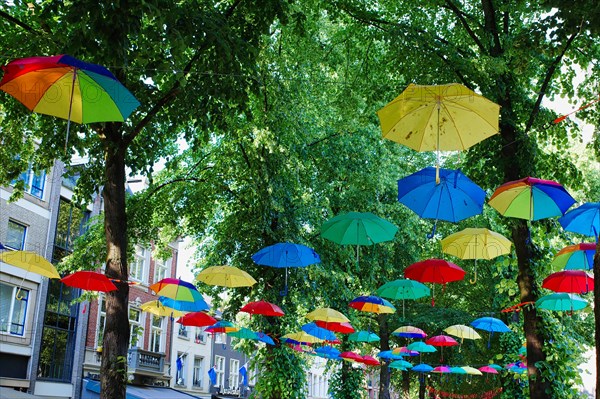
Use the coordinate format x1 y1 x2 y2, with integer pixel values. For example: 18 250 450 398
389 360 413 369
348 330 380 343
377 278 430 317
321 212 398 265
227 327 257 339
536 293 588 312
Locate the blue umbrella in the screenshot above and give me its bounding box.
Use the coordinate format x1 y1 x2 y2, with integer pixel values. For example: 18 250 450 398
252 242 321 295
255 332 275 345
412 363 434 373
559 202 600 238
159 295 209 312
315 346 341 359
377 350 404 360
471 317 511 348
301 322 337 342
397 167 486 236
0 242 6 250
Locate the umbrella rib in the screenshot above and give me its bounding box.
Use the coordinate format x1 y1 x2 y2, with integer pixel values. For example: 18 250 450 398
439 101 467 151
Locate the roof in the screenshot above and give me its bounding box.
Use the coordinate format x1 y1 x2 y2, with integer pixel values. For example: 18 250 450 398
82 379 206 399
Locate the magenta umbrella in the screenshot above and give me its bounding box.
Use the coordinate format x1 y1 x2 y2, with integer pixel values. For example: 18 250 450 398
426 335 459 362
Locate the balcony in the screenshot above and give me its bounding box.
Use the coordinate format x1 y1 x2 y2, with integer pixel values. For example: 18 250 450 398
128 347 165 375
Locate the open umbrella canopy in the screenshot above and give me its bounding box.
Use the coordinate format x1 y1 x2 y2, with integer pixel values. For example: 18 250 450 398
306 308 350 323
282 332 324 345
349 295 396 314
426 335 459 347
392 326 427 339
141 300 186 318
255 332 275 345
461 366 483 376
559 202 600 237
61 271 117 292
397 167 486 223
412 363 434 373
206 321 239 334
470 317 511 333
1 250 60 279
478 366 499 374
150 278 199 302
441 228 512 260
239 300 285 317
389 360 413 369
487 364 503 371
301 323 338 341
536 293 588 312
315 346 341 359
176 311 217 327
450 367 467 375
339 351 362 363
551 243 596 271
252 242 320 268
377 279 430 300
315 320 355 334
227 327 257 340
404 259 466 284
377 350 404 360
321 212 398 246
159 295 209 312
392 347 420 357
542 270 594 294
348 330 380 343
406 341 437 353
196 265 257 288
361 355 380 366
432 366 452 373
377 83 500 152
489 177 576 221
443 325 481 341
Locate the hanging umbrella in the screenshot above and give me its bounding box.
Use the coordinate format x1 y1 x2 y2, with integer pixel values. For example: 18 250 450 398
461 366 482 376
377 351 404 361
349 295 396 314
542 270 594 294
282 332 324 345
255 332 275 345
488 177 576 221
361 355 380 366
339 351 363 363
450 367 467 375
252 242 320 295
426 335 459 362
301 323 338 342
487 364 504 372
159 295 209 312
406 341 437 353
314 320 355 334
377 279 430 318
404 259 466 305
0 242 6 250
552 243 596 271
61 270 117 292
176 311 217 327
196 265 257 288
392 326 427 339
0 55 140 150
377 83 500 183
471 317 510 348
478 366 499 374
559 202 600 238
141 300 186 318
239 300 285 317
348 330 380 343
321 212 398 265
205 321 239 334
442 228 512 283
432 366 452 373
306 308 350 323
397 167 486 235
389 360 413 369
150 278 200 302
227 327 257 340
392 347 420 357
1 250 60 279
443 325 481 348
412 363 434 373
315 346 341 359
536 293 588 312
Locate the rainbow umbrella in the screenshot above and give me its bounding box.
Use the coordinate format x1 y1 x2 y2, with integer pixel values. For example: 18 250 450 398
141 300 186 318
150 278 200 302
0 55 139 149
559 202 600 238
392 326 427 339
159 295 209 312
392 347 420 357
551 243 596 271
349 295 396 314
205 321 239 334
488 177 576 221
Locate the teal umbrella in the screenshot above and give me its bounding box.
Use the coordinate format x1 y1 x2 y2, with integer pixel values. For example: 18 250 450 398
227 327 256 339
389 360 413 369
406 341 437 353
377 279 430 317
536 293 588 312
321 212 398 265
348 330 380 343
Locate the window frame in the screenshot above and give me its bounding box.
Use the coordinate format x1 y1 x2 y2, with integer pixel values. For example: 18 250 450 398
0 282 29 336
153 258 169 283
229 358 240 390
150 315 164 352
214 355 225 388
5 220 27 250
130 246 147 282
192 356 204 388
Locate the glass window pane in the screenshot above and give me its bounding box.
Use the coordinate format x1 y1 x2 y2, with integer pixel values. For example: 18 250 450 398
0 284 13 333
6 221 26 250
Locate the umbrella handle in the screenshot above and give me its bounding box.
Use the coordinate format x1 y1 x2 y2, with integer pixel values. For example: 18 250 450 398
427 221 437 239
469 263 477 284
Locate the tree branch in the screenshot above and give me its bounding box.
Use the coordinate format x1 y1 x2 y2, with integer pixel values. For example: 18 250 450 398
481 0 502 56
524 29 580 135
0 9 39 34
145 177 208 199
443 0 487 54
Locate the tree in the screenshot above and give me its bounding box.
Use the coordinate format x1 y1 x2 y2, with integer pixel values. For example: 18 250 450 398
0 1 289 398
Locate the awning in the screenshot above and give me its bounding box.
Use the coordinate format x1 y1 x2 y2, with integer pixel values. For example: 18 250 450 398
82 379 206 399
0 387 61 399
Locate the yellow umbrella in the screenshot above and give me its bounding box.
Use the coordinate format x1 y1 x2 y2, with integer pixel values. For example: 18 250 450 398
196 265 257 288
377 83 500 182
282 331 325 345
441 228 512 283
305 307 350 323
461 366 483 376
141 300 186 317
444 324 481 352
0 250 60 279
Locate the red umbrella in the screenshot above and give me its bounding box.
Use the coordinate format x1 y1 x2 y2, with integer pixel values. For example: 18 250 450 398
340 351 362 362
61 271 117 292
177 312 217 327
542 270 594 294
314 321 355 334
360 355 380 366
426 335 458 362
239 300 285 317
404 259 465 305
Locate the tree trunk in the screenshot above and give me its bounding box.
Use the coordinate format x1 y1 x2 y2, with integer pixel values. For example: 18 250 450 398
401 370 410 399
100 135 130 399
594 242 600 399
378 314 391 399
418 374 426 399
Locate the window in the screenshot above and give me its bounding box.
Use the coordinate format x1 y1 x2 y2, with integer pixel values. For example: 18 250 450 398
0 282 29 336
214 333 224 344
129 308 143 348
194 327 206 344
150 315 164 352
96 298 106 347
176 353 187 386
214 355 225 388
15 166 46 199
193 356 204 388
52 198 90 262
38 280 78 381
229 359 239 390
5 220 27 250
178 324 188 338
130 246 146 282
154 258 168 283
